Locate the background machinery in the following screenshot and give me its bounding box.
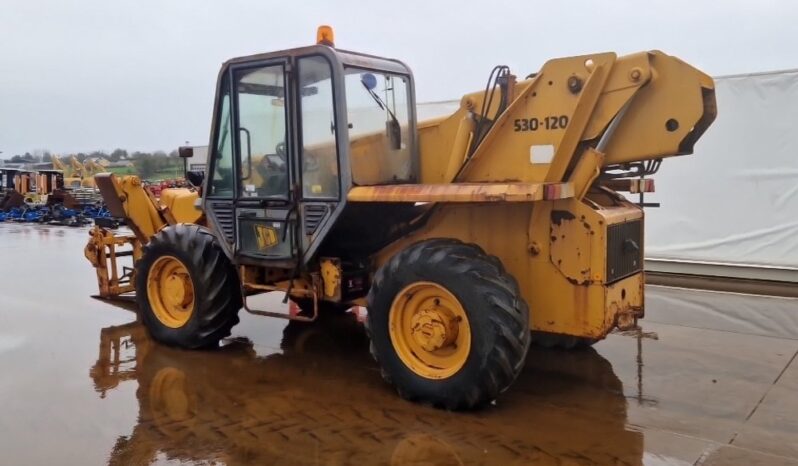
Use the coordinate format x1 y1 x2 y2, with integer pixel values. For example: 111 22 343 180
85 27 716 409
0 168 27 209
83 158 109 181
51 155 83 189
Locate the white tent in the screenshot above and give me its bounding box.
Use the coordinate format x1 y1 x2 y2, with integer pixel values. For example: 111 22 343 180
645 69 798 282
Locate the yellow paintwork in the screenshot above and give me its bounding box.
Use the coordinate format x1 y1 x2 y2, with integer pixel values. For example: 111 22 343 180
107 176 169 242
347 182 573 203
147 255 195 328
50 155 82 188
66 155 97 188
84 227 142 298
567 148 605 200
389 282 471 379
417 51 714 186
96 174 200 243
86 174 202 299
374 194 644 338
320 258 342 300
160 188 203 224
50 155 70 173
70 156 85 177
367 50 713 339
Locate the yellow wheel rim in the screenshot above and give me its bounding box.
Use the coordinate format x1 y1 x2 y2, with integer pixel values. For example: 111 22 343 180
147 255 195 328
389 281 471 379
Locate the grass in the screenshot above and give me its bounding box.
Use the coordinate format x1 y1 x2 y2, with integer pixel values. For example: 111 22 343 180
106 163 185 181
107 166 136 175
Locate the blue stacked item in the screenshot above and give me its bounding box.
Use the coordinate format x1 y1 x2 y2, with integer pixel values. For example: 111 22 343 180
0 202 110 225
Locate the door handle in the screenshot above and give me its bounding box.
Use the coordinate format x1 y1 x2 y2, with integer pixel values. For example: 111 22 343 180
239 127 252 180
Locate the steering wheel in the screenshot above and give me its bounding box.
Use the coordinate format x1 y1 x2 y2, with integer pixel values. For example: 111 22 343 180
275 141 286 159
258 142 288 173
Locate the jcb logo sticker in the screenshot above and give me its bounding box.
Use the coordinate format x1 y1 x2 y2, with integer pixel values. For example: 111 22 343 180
254 224 278 250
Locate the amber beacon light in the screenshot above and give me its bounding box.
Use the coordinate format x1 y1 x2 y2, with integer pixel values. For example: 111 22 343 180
316 25 335 47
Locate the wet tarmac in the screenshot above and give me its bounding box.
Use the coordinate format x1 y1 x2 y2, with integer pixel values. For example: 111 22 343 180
1 223 797 465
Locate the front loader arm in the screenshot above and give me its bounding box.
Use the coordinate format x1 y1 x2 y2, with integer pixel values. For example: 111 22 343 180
95 173 169 243
85 173 201 299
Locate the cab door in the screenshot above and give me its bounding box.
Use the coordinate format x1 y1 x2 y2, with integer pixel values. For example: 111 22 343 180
204 52 345 266
231 61 296 261
203 59 296 263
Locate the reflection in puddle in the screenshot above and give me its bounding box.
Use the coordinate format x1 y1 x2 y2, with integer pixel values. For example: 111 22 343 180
90 314 647 465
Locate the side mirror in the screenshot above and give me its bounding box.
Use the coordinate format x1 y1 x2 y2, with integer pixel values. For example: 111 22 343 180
361 73 377 91
185 170 205 188
178 146 194 158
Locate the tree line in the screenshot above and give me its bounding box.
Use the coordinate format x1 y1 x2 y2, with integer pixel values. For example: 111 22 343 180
4 149 183 180
5 148 179 164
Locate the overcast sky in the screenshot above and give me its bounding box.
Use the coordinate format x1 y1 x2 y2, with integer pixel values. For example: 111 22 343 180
0 0 795 156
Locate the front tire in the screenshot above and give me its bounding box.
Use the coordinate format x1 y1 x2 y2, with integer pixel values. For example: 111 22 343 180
367 239 530 410
136 224 242 349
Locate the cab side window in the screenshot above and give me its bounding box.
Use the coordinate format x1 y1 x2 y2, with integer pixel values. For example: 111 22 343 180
297 56 339 199
235 64 289 199
210 73 235 197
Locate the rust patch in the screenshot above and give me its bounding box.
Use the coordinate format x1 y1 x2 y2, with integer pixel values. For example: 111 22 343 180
566 276 589 286
347 182 574 203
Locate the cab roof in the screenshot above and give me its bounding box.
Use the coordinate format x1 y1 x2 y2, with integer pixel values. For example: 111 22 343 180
221 44 412 77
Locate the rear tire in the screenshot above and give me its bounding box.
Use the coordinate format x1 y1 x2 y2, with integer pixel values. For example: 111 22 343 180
136 224 242 349
367 238 530 410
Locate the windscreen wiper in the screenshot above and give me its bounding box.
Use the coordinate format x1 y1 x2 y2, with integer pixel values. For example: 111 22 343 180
361 81 398 123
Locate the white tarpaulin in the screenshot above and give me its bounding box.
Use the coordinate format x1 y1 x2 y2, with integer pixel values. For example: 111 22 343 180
645 70 798 279
418 70 798 280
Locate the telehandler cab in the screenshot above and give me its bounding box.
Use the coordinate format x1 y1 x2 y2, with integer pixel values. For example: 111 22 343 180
85 26 716 409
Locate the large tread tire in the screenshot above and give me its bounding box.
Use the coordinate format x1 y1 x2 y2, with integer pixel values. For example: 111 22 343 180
135 224 242 349
367 238 530 410
530 331 599 350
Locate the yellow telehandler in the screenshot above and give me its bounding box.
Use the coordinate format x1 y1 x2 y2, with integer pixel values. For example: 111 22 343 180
51 155 84 189
85 26 716 409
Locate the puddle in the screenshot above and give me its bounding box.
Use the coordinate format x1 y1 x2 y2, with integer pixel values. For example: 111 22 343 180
2 223 796 465
90 314 649 465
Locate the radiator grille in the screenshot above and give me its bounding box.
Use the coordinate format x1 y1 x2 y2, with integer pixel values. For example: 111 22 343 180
210 202 235 243
304 204 328 236
606 220 643 283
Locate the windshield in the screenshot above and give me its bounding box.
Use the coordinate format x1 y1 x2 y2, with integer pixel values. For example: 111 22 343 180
344 68 412 185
